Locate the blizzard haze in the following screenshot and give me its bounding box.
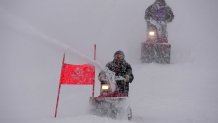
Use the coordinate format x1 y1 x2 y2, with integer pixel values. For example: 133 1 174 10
0 0 218 123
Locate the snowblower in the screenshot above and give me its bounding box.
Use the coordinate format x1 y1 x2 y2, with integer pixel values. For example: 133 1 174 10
141 23 171 64
89 68 132 120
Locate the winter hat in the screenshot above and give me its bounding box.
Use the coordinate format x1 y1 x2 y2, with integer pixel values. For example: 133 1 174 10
114 50 125 58
155 0 166 5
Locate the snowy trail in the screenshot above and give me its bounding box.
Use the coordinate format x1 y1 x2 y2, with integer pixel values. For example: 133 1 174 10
1 0 218 123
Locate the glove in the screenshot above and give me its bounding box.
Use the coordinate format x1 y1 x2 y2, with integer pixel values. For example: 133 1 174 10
124 75 130 82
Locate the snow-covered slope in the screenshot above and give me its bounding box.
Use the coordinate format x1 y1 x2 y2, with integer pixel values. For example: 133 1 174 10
0 0 218 123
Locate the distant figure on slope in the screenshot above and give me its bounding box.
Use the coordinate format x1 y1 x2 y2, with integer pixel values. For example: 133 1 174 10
145 0 174 43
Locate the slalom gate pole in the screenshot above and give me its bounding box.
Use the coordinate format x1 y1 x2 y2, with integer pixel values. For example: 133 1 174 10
54 84 61 118
54 53 65 118
94 44 96 61
92 44 96 97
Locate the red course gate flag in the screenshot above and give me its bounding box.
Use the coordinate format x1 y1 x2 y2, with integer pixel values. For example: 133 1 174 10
60 64 95 85
55 48 97 118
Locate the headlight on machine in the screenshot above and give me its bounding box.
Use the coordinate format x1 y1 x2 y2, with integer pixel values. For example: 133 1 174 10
149 31 155 36
101 84 109 90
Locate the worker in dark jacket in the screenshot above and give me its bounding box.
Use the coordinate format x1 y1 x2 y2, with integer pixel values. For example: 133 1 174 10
145 0 174 42
105 50 134 96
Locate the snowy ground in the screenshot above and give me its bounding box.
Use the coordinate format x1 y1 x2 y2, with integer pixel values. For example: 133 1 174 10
1 0 218 123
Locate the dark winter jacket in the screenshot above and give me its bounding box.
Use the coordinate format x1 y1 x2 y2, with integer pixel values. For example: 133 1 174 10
144 1 174 22
106 60 134 83
106 59 134 95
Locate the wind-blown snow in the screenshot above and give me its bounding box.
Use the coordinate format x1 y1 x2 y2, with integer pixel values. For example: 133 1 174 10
0 0 218 123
